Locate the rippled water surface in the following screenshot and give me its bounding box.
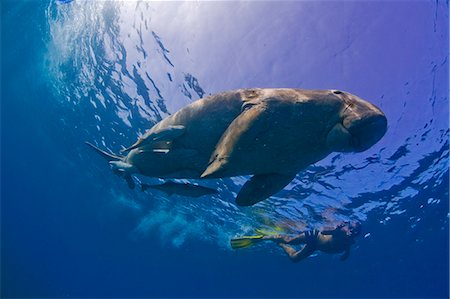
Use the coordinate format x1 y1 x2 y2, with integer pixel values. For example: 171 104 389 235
2 1 449 298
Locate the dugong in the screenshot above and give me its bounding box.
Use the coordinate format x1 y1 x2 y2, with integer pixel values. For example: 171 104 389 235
87 88 387 206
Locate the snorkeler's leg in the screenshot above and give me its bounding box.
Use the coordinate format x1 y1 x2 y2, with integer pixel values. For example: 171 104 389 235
262 233 307 245
279 243 315 262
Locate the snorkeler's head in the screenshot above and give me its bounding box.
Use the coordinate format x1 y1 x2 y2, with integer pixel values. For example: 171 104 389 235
348 221 362 237
338 221 362 237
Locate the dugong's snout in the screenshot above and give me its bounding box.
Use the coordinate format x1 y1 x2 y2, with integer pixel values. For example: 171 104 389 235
327 91 387 153
346 113 387 152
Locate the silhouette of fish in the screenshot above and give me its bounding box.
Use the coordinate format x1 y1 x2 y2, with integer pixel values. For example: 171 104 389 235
141 181 218 198
56 0 74 4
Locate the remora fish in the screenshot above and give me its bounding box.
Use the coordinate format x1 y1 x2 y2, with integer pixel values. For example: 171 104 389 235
141 181 218 198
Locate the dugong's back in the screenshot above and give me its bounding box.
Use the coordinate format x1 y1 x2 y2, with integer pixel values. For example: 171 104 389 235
125 90 245 177
151 90 244 153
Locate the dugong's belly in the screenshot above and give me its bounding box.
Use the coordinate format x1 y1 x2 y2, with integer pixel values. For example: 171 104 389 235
126 91 243 178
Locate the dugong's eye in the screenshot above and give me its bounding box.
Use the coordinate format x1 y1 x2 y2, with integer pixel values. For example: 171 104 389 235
333 90 343 95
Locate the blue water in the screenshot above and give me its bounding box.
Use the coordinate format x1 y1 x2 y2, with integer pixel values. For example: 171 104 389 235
2 1 449 298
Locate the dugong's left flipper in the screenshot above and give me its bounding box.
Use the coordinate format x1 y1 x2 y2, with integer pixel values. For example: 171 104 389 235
201 103 266 178
236 173 296 206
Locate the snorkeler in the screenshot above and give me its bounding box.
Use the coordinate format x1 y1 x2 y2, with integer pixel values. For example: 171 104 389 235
231 222 361 262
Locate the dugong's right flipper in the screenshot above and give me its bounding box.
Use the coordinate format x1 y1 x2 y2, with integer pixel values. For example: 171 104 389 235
236 173 297 206
121 125 186 152
201 104 266 178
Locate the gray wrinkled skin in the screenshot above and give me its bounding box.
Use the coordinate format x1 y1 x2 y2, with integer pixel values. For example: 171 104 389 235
122 88 387 205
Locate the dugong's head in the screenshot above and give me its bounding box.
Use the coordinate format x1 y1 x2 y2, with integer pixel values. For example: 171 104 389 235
326 90 387 152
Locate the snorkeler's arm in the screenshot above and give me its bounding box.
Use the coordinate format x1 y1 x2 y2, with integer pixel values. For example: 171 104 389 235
340 248 350 261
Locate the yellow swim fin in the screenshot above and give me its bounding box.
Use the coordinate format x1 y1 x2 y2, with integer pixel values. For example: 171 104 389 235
254 226 285 236
230 235 264 249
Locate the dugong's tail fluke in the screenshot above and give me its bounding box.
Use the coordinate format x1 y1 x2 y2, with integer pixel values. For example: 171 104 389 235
84 142 123 161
